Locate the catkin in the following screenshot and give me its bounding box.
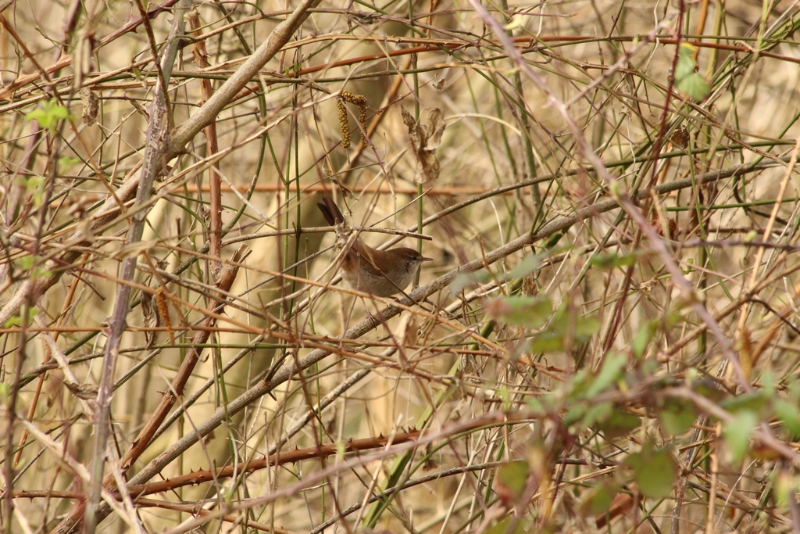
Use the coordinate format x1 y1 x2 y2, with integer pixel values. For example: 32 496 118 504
337 99 350 149
338 90 368 149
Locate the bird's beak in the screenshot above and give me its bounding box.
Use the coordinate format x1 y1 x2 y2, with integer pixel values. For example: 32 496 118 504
421 257 433 262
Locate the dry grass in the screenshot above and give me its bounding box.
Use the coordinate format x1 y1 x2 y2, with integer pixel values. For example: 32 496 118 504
2 0 800 532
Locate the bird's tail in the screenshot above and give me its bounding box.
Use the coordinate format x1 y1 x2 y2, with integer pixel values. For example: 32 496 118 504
318 196 346 225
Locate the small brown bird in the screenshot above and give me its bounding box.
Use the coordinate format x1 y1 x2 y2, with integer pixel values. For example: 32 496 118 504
318 197 431 298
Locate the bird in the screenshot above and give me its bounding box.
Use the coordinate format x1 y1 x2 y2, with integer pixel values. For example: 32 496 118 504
318 196 432 298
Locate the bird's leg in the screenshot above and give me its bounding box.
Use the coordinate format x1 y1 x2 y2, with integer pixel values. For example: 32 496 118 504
361 296 387 324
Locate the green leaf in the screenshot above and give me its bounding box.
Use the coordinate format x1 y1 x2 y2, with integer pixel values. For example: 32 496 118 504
486 517 529 534
693 379 726 403
595 409 640 439
507 253 544 278
789 381 800 402
585 352 627 398
676 73 710 100
0 382 10 404
674 50 697 81
563 404 587 427
25 98 74 132
530 304 600 352
567 368 591 398
32 266 52 279
498 385 511 411
761 370 776 396
14 254 49 279
659 398 696 436
581 482 617 516
589 252 637 269
573 315 601 340
494 461 532 509
631 320 658 360
774 399 800 439
625 444 677 499
59 156 82 168
495 460 530 499
526 397 544 412
720 391 768 414
582 401 612 426
486 296 552 328
4 307 37 328
26 176 46 206
774 471 794 507
673 44 709 100
723 410 758 463
529 332 564 352
449 271 489 294
15 255 34 270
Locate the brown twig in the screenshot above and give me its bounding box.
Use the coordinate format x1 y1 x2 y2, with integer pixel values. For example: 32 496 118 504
188 9 223 279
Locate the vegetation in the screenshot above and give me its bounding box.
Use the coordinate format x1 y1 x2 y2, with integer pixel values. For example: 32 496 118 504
2 0 800 532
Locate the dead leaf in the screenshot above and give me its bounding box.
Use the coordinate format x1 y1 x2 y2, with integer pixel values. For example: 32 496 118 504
671 125 689 148
401 107 446 184
80 88 99 126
